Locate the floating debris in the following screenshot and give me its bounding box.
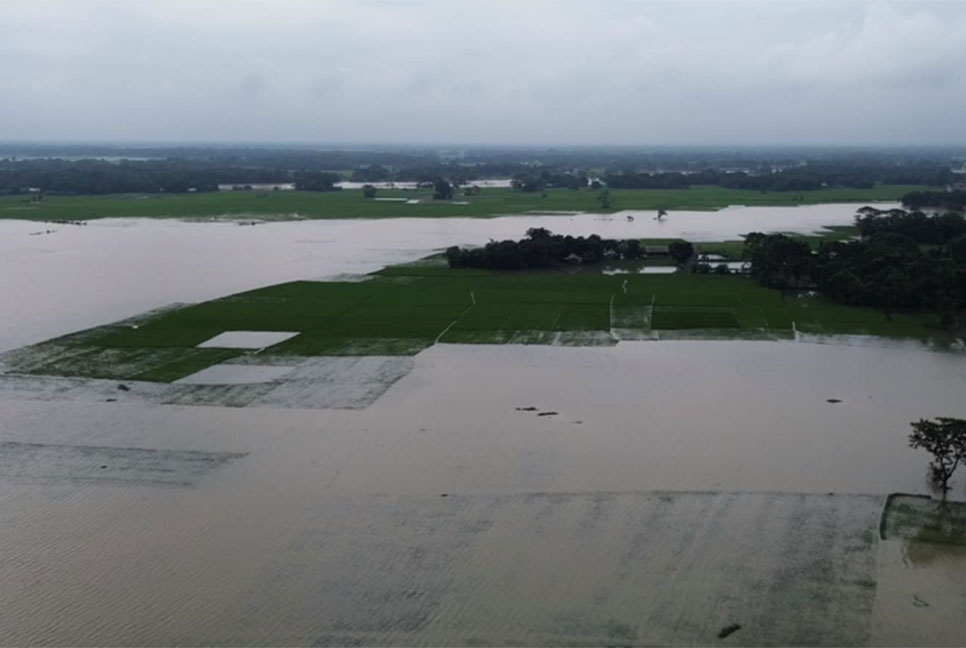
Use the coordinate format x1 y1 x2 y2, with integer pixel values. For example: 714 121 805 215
515 406 538 411
718 623 741 639
537 411 558 417
827 398 841 403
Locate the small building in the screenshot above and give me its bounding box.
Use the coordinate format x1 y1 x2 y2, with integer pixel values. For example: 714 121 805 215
644 245 669 256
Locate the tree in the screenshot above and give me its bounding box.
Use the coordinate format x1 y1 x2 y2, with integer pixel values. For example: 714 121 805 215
668 240 695 265
909 417 966 499
432 178 453 200
598 189 612 209
744 233 814 289
362 184 377 199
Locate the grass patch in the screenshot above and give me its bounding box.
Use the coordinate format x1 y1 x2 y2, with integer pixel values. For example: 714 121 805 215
696 240 746 260
652 307 741 329
1 253 946 383
881 494 966 545
0 185 923 222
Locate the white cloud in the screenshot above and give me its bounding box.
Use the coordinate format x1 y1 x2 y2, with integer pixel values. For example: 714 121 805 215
0 0 964 144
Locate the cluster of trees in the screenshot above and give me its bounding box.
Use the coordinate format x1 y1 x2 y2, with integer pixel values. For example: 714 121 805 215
292 171 341 192
350 165 393 182
855 207 966 244
745 209 966 322
445 228 644 270
903 190 966 212
510 171 589 192
0 159 349 196
0 158 291 195
432 178 454 200
601 172 691 189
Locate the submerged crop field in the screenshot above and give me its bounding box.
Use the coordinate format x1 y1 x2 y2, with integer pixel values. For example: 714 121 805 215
0 259 942 399
0 184 924 221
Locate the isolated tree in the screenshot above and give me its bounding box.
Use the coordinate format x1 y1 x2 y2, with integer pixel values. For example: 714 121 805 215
909 417 966 498
362 184 377 199
623 239 643 259
668 240 695 265
598 189 612 209
432 178 453 200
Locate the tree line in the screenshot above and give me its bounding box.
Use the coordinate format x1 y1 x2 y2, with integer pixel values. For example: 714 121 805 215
902 189 966 212
505 164 954 194
445 228 644 270
0 158 344 195
0 148 957 196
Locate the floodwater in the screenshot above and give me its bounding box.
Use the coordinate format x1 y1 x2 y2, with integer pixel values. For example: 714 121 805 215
1 202 876 351
196 330 299 349
3 202 966 645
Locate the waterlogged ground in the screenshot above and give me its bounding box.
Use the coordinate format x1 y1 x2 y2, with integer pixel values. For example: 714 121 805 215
2 205 966 645
2 342 966 645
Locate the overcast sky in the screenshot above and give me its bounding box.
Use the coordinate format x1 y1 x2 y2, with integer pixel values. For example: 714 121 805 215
1 0 964 146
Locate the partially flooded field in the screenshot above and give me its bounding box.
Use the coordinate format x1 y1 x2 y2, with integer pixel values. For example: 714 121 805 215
1 339 965 644
1 206 965 645
0 203 885 352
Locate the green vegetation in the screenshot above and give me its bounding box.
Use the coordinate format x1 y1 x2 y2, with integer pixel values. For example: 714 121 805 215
881 494 966 545
746 211 966 327
2 255 946 385
909 417 966 498
446 228 644 270
0 184 925 222
696 227 859 261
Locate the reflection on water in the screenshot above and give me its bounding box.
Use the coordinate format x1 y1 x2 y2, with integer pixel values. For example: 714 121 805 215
904 540 966 567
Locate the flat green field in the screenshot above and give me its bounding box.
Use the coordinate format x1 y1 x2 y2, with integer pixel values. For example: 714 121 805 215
2 260 942 384
0 184 923 221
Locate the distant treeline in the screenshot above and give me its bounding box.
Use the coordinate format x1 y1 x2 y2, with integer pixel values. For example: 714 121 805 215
508 164 952 193
902 189 966 212
0 159 346 195
3 143 963 171
0 145 958 195
445 228 645 270
747 209 966 322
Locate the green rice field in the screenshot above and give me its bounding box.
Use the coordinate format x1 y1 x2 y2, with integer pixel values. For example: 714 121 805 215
1 259 943 384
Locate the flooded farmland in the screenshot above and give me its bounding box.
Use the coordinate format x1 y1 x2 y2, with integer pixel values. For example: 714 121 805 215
2 204 965 646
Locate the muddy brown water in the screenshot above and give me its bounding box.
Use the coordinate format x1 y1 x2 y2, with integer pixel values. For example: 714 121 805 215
2 205 965 645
